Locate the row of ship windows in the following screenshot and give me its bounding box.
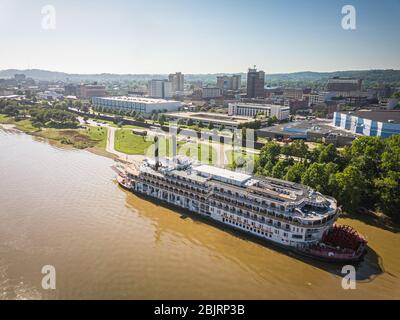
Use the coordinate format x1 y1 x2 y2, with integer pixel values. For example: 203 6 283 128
222 218 303 240
142 173 206 190
217 209 310 233
214 189 286 209
213 194 287 212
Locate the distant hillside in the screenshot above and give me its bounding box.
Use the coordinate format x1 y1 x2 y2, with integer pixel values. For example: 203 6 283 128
1 69 400 85
267 70 400 83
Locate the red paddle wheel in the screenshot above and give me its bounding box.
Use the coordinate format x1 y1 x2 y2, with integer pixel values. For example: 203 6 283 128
322 224 367 251
296 224 367 263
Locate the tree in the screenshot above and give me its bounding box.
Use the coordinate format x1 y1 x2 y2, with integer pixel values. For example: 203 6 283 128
285 162 306 183
271 160 290 179
380 135 400 173
349 136 385 206
158 114 166 126
335 165 366 212
374 171 400 222
301 162 337 194
318 144 338 163
258 141 281 168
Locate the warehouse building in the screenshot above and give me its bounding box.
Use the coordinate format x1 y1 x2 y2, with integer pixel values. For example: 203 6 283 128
333 110 400 138
92 96 182 114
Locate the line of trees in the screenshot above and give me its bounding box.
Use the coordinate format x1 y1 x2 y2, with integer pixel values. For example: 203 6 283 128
255 137 400 223
0 100 78 129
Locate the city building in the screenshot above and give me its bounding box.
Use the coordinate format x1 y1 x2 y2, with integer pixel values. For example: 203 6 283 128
148 80 172 99
246 67 265 98
77 84 106 99
228 102 290 121
202 87 222 99
283 88 304 100
216 75 242 91
168 72 184 92
92 96 182 114
304 92 320 106
165 112 260 130
64 84 77 96
257 118 356 147
38 90 63 100
333 110 400 138
327 77 362 93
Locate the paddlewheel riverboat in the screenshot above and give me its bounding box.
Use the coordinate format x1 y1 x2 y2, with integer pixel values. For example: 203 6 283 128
113 157 367 263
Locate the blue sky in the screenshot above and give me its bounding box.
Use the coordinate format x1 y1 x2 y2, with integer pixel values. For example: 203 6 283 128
0 0 399 74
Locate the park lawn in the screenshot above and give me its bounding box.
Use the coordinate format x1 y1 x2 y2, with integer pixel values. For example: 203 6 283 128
13 119 41 133
225 149 259 169
33 128 103 149
84 126 107 148
4 117 107 150
0 114 11 123
114 129 153 155
114 129 189 156
179 142 218 165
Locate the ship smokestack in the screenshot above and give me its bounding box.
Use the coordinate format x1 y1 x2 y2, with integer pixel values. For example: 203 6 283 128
154 136 160 171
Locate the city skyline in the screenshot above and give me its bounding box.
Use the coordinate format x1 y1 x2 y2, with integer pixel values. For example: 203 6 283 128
0 0 400 74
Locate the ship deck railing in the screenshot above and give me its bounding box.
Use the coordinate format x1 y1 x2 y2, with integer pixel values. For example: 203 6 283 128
211 196 337 228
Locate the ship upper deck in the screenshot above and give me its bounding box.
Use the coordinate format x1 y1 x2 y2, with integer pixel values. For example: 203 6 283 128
135 157 336 215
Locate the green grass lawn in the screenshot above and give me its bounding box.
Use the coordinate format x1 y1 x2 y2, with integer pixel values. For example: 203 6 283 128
114 129 153 155
114 129 189 156
84 127 107 148
0 114 11 123
178 142 218 165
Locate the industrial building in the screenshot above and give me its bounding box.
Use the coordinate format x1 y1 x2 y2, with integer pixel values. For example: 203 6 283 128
228 102 290 121
333 110 400 138
257 118 357 147
165 112 260 130
91 96 182 114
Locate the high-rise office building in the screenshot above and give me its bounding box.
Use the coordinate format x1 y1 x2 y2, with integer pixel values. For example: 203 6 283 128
246 67 265 98
77 84 106 99
216 75 242 91
326 77 362 93
148 80 172 99
168 72 184 92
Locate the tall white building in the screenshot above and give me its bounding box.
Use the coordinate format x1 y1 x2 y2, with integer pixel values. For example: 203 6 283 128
228 102 290 121
148 80 172 99
216 75 241 91
202 87 222 99
168 72 184 92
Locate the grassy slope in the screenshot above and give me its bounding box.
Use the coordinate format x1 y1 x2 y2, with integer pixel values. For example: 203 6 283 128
0 114 10 122
114 129 153 155
0 114 107 150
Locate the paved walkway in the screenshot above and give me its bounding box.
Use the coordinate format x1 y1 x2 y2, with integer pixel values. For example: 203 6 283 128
106 126 145 164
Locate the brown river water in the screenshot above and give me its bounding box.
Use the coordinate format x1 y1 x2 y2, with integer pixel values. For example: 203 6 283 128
0 127 399 300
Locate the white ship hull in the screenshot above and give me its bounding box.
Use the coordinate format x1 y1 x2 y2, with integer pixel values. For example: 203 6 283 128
122 178 335 249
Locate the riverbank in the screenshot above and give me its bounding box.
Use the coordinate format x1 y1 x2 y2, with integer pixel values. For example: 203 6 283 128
2 113 398 230
0 114 108 152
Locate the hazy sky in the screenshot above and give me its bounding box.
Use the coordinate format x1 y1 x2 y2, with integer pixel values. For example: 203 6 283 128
1 0 399 74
